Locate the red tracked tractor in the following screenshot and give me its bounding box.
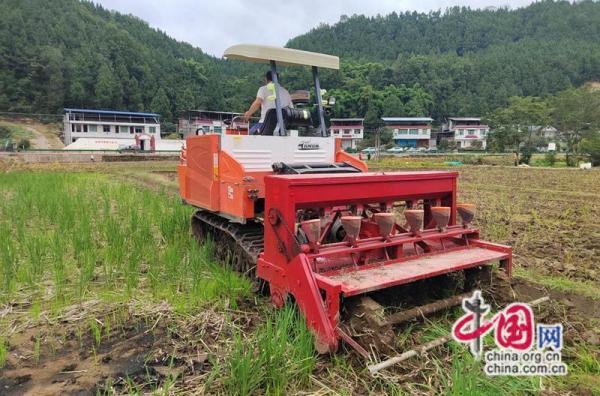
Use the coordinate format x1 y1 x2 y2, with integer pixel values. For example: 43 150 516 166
178 44 512 357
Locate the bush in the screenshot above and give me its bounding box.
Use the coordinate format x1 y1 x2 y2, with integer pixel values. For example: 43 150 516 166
519 146 534 164
161 121 177 133
580 132 600 166
17 138 31 150
0 125 10 139
164 132 180 140
544 151 557 166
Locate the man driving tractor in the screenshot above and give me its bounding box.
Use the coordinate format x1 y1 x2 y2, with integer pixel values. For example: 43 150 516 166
243 71 293 134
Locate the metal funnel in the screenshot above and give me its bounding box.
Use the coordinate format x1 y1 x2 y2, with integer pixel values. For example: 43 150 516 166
431 206 451 231
456 203 476 227
300 219 321 245
404 209 424 235
341 216 362 241
373 212 395 238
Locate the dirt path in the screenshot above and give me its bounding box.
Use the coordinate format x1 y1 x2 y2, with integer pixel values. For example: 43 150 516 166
24 126 52 149
0 118 63 149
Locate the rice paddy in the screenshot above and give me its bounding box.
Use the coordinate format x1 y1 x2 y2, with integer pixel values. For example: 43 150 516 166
0 162 599 395
0 172 251 311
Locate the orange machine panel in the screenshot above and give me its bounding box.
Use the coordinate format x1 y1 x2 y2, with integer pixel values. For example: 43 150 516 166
179 135 220 211
335 139 368 172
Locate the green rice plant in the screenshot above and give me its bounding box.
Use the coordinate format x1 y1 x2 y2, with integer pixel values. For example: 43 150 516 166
23 233 48 286
29 300 41 321
568 344 600 376
225 333 263 396
0 171 251 313
78 250 96 300
0 225 17 299
51 231 67 303
225 306 317 395
89 319 102 347
0 336 7 368
33 335 41 365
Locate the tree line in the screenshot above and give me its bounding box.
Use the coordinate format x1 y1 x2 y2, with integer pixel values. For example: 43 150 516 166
486 86 600 166
1 0 600 133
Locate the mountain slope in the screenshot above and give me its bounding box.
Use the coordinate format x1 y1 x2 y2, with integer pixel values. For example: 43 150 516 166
0 0 248 117
286 1 600 119
287 1 600 61
1 0 599 122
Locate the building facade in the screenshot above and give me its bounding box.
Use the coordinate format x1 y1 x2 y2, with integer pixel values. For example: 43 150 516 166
329 118 364 150
447 117 488 149
63 108 161 148
178 110 242 138
383 117 433 149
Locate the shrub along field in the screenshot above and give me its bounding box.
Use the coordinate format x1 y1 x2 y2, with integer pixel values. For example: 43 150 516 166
0 162 599 394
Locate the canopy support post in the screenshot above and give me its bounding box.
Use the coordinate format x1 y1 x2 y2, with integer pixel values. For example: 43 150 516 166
270 60 286 136
312 66 327 137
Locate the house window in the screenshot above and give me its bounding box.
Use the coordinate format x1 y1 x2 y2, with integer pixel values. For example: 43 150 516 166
458 129 464 136
103 125 110 133
119 126 128 133
393 129 399 134
74 124 82 133
409 129 418 135
135 127 143 133
468 129 476 135
482 129 487 136
343 129 351 135
88 124 97 133
354 129 361 134
214 126 222 134
149 126 156 134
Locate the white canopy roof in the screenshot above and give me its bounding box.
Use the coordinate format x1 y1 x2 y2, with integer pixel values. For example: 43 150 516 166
224 44 339 70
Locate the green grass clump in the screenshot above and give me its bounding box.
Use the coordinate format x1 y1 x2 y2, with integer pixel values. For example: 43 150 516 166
0 122 34 141
0 172 252 311
225 306 317 395
0 336 7 368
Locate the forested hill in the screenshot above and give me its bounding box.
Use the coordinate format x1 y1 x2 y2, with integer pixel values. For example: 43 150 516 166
1 0 600 124
0 0 258 118
287 1 600 120
287 1 600 61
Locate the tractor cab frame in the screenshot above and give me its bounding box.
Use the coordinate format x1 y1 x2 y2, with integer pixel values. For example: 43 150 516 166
223 44 338 137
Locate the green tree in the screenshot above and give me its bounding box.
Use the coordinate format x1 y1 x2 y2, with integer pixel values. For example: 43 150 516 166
580 131 600 166
150 87 172 119
487 96 550 165
176 87 195 113
550 88 600 166
94 63 120 108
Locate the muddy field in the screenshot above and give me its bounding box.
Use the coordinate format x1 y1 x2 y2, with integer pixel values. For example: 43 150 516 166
0 161 599 395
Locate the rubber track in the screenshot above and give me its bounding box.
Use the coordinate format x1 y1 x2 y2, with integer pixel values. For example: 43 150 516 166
192 210 264 277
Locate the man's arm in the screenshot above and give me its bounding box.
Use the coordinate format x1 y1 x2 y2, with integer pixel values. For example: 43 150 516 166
244 97 262 122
